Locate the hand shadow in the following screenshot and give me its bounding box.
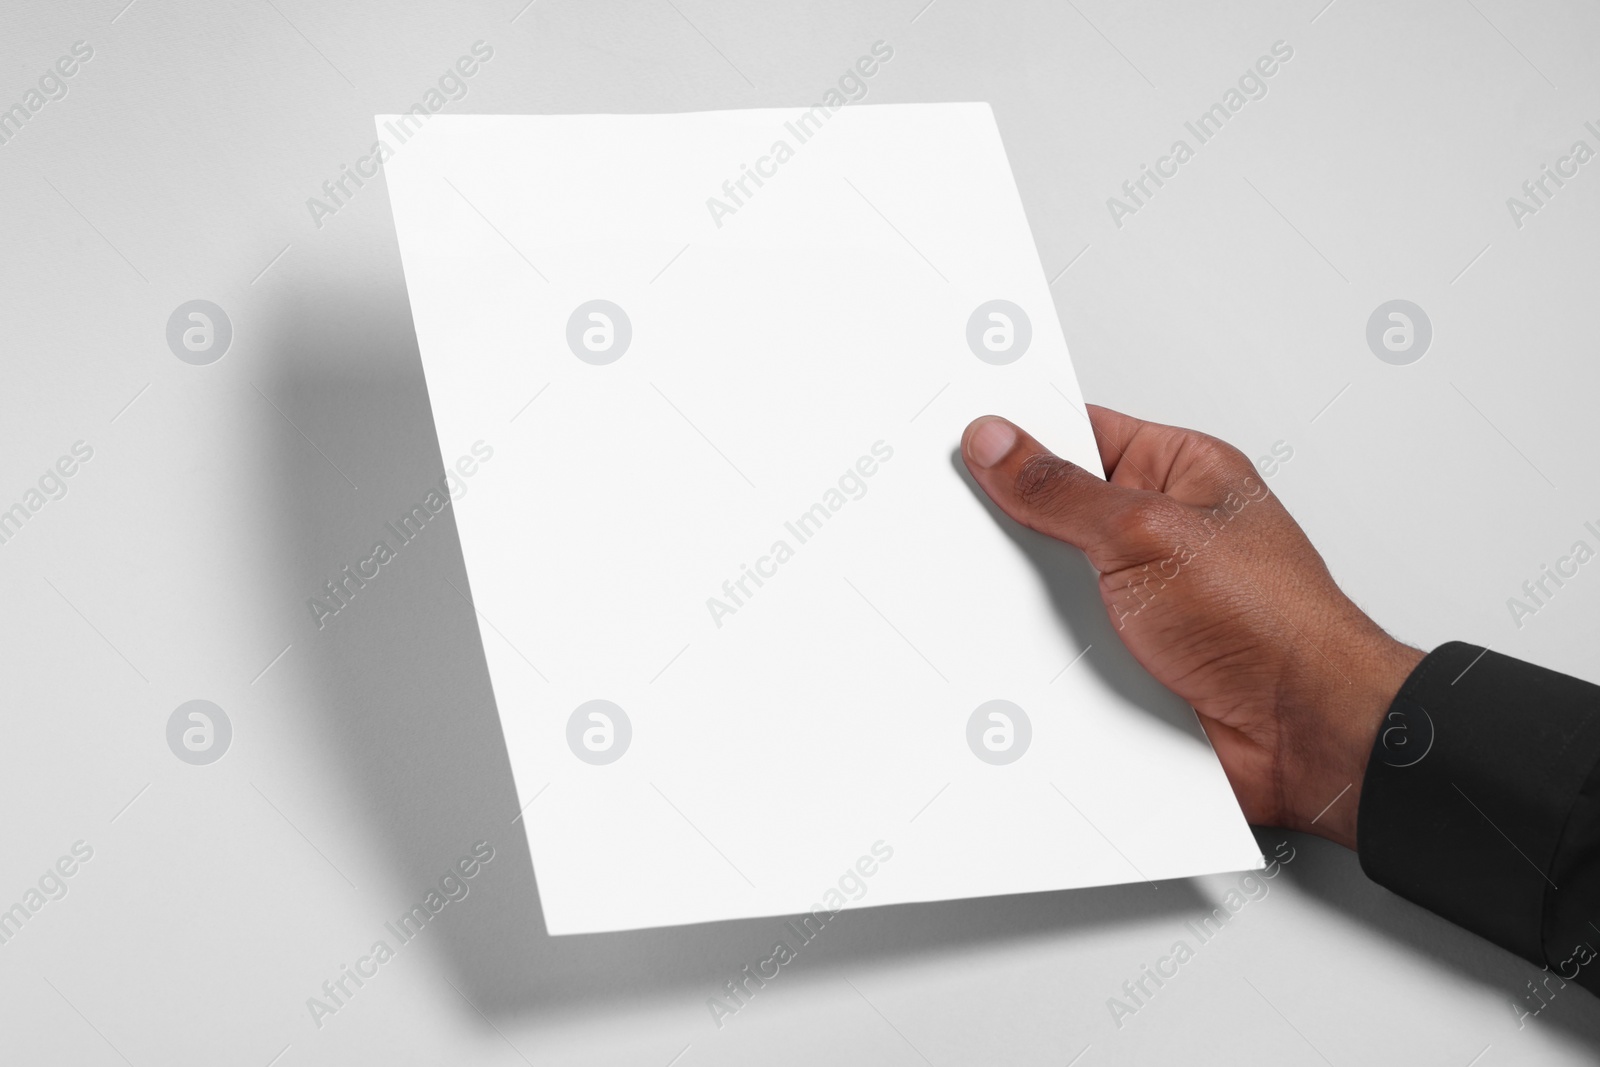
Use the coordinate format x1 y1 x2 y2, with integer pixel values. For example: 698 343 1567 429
949 448 1600 1050
946 446 1199 742
1277 831 1600 1051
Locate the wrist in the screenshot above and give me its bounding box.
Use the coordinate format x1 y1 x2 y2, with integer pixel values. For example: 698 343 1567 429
1280 629 1425 850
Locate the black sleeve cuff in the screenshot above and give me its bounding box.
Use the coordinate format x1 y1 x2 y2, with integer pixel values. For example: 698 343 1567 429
1357 641 1600 965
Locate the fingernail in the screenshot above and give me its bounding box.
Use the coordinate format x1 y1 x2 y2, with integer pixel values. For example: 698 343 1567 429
967 417 1017 469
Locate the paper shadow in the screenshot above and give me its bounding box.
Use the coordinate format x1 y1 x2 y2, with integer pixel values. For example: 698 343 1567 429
252 275 1210 1025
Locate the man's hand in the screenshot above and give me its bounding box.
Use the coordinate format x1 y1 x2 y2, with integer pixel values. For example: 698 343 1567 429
961 407 1424 850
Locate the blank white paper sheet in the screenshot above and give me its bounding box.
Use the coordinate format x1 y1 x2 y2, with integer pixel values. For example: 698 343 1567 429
380 104 1262 935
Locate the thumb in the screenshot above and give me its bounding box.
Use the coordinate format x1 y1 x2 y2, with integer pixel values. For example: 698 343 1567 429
960 415 1161 571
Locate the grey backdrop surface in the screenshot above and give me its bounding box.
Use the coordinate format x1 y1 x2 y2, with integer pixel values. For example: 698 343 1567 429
3 0 1598 1063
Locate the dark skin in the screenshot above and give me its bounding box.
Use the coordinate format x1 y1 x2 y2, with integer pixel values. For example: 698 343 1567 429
961 407 1424 851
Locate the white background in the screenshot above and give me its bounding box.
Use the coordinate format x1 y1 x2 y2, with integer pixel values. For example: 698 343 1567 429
1 0 1597 1064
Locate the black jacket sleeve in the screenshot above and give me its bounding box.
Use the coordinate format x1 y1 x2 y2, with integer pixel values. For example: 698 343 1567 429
1358 641 1600 993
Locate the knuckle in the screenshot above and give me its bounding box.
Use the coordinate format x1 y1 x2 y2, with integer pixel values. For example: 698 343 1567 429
1181 434 1263 496
1112 498 1194 555
1191 435 1249 475
1112 498 1166 539
1216 441 1258 478
1014 454 1077 511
